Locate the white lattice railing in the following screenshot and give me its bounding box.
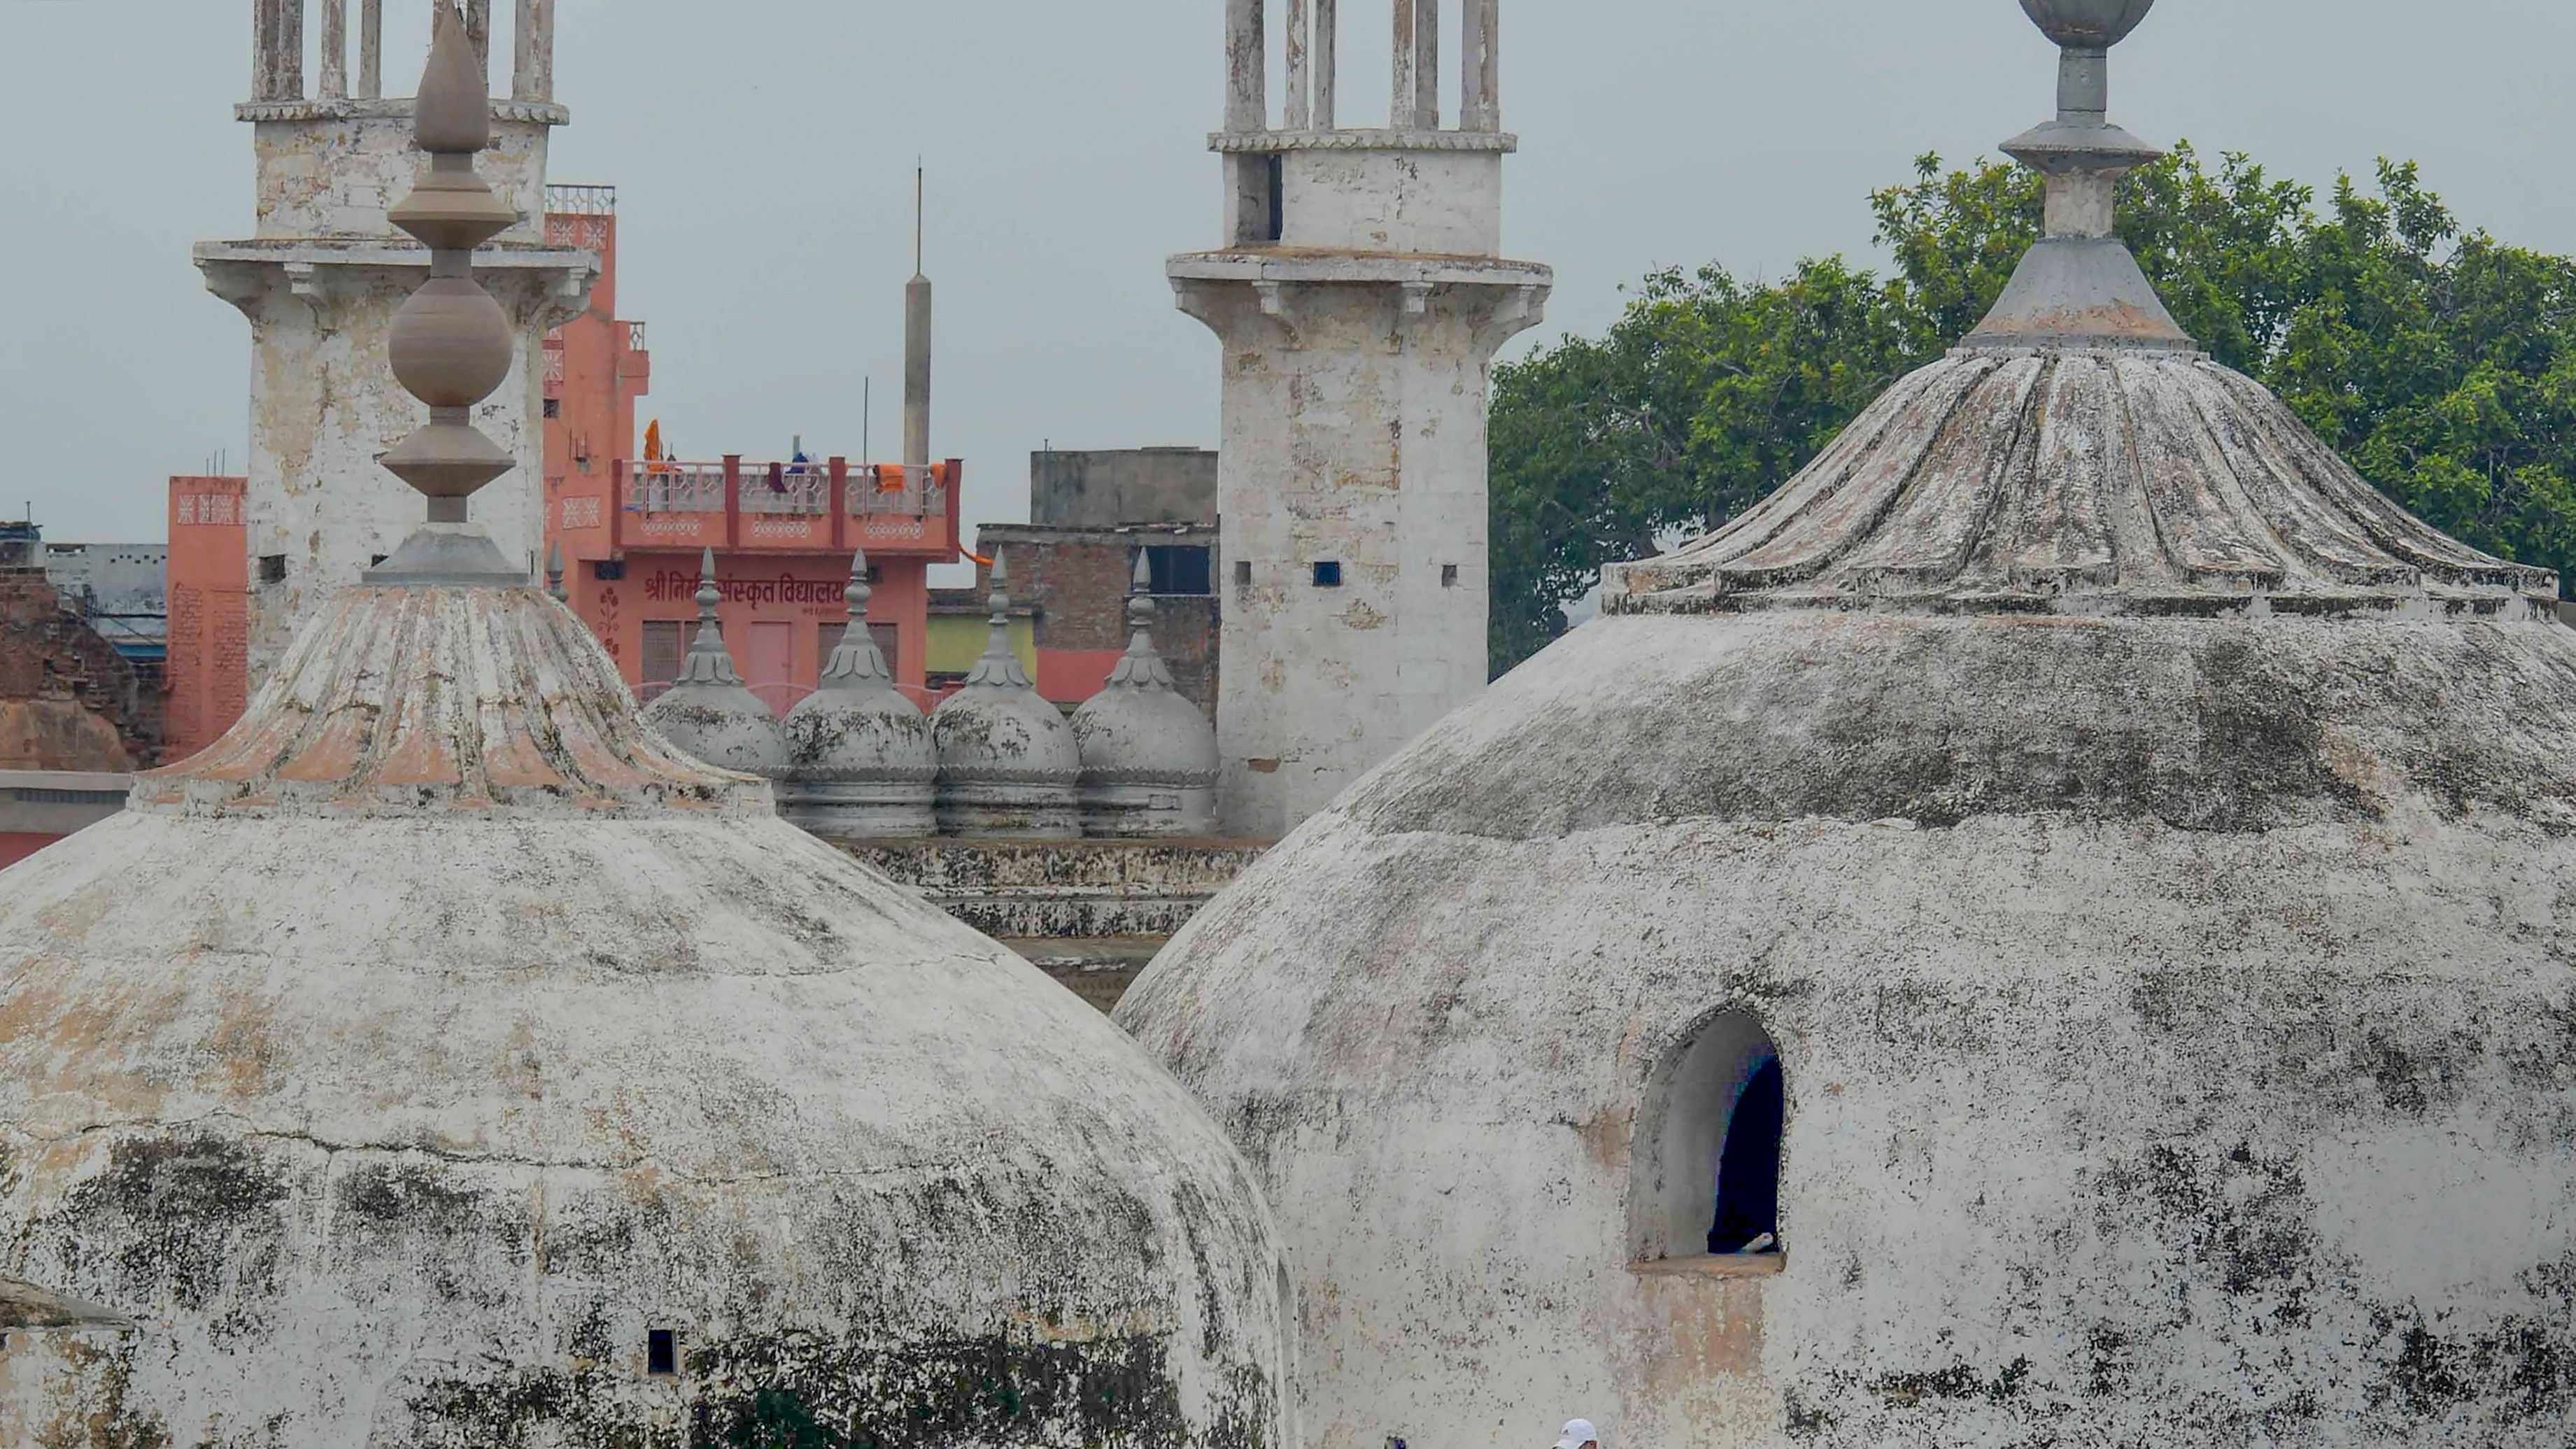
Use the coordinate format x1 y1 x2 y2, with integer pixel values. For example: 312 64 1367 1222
739 469 830 516
850 465 949 517
624 462 725 514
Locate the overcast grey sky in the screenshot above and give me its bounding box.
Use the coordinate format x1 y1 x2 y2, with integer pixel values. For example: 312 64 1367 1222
8 1 2576 562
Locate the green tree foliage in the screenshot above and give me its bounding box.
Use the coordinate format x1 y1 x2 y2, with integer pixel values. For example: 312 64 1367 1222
1488 146 2576 673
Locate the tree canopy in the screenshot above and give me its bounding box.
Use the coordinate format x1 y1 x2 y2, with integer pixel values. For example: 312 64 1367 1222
1488 147 2576 673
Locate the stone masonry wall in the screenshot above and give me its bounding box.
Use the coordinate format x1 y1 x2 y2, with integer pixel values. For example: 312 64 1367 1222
0 569 157 770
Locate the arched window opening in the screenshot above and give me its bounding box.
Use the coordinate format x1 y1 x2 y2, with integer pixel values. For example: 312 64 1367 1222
1628 1010 1787 1271
1709 1056 1782 1254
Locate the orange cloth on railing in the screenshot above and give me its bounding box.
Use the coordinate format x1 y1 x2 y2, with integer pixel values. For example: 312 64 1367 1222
874 465 907 494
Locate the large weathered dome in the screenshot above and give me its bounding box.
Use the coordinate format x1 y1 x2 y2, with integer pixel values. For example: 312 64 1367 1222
0 578 1292 1448
1117 7 2576 1447
0 19 1287 1443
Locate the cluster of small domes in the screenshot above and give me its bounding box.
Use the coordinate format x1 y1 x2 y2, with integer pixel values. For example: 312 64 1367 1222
643 548 1215 839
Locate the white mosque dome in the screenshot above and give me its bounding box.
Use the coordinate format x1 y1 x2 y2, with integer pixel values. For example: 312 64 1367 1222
1117 4 2576 1445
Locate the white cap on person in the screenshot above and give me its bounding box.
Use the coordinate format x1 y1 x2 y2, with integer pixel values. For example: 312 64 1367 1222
1554 1420 1600 1449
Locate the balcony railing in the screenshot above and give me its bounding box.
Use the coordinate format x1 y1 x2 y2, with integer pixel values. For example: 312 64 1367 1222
623 320 649 353
613 456 960 557
741 468 830 516
625 462 726 514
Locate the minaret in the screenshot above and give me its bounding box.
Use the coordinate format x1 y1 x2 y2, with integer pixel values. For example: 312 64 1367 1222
1172 0 1552 840
199 0 595 683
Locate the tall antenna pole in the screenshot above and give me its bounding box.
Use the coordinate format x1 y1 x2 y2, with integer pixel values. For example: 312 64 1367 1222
903 163 933 476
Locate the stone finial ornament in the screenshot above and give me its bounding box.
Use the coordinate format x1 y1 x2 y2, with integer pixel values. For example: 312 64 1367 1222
544 542 567 601
1072 551 1218 838
1960 0 2190 351
677 547 742 688
964 556 1034 690
819 546 897 688
779 546 937 837
368 1 527 585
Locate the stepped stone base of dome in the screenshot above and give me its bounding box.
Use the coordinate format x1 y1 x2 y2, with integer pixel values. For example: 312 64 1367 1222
933 782 1082 840
1080 779 1218 839
842 837 1268 1009
776 777 936 838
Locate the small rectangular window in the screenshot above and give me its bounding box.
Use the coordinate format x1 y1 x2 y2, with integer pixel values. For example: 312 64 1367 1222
1234 560 1252 590
542 397 561 419
647 1329 677 1376
1312 561 1343 588
592 558 625 582
1441 564 1459 588
1147 545 1213 597
258 554 286 586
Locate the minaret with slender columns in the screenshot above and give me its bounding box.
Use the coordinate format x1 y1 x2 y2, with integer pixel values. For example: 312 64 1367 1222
1173 0 1550 840
197 0 595 684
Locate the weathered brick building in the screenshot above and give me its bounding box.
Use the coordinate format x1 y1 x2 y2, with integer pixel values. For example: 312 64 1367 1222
0 565 159 775
954 448 1219 714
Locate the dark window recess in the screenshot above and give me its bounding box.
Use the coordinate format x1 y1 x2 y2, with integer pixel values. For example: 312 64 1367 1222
865 563 884 584
1710 1056 1784 1254
1312 560 1343 588
542 397 561 419
1234 560 1253 589
369 555 388 568
1264 154 1286 243
1441 564 1459 588
258 554 287 586
646 1329 677 1376
593 558 626 581
1146 545 1214 597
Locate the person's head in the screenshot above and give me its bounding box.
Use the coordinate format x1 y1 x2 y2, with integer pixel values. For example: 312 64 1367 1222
1553 1418 1599 1449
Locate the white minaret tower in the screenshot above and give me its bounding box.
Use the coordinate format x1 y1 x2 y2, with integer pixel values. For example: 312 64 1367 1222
1173 0 1551 840
197 0 596 681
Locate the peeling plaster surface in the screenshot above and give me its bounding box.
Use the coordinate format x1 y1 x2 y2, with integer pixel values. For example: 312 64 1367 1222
1118 609 2576 1448
198 112 592 685
0 584 1289 1447
1174 261 1545 841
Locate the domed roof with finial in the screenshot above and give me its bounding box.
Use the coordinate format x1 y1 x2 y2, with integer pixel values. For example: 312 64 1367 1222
0 12 1289 1445
1118 5 2576 1446
779 549 937 837
639 546 791 780
930 558 1082 835
1072 552 1217 837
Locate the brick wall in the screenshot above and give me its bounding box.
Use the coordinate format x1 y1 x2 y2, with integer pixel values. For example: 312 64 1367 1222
981 537 1219 716
0 567 161 769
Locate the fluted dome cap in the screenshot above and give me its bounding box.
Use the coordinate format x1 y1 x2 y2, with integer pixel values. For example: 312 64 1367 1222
642 549 790 780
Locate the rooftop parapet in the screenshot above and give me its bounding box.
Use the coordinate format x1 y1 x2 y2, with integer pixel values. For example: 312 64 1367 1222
249 0 558 112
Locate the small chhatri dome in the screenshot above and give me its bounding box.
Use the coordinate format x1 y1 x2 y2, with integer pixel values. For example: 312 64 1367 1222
0 13 1291 1444
779 547 937 838
1072 551 1218 837
1121 5 2576 1446
639 545 791 780
930 557 1082 837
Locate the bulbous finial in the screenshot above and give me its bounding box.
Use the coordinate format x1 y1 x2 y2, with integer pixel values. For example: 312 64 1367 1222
545 542 567 601
1959 0 2189 353
986 554 1010 624
368 1 523 584
695 546 721 616
1103 549 1177 693
2017 0 2156 50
